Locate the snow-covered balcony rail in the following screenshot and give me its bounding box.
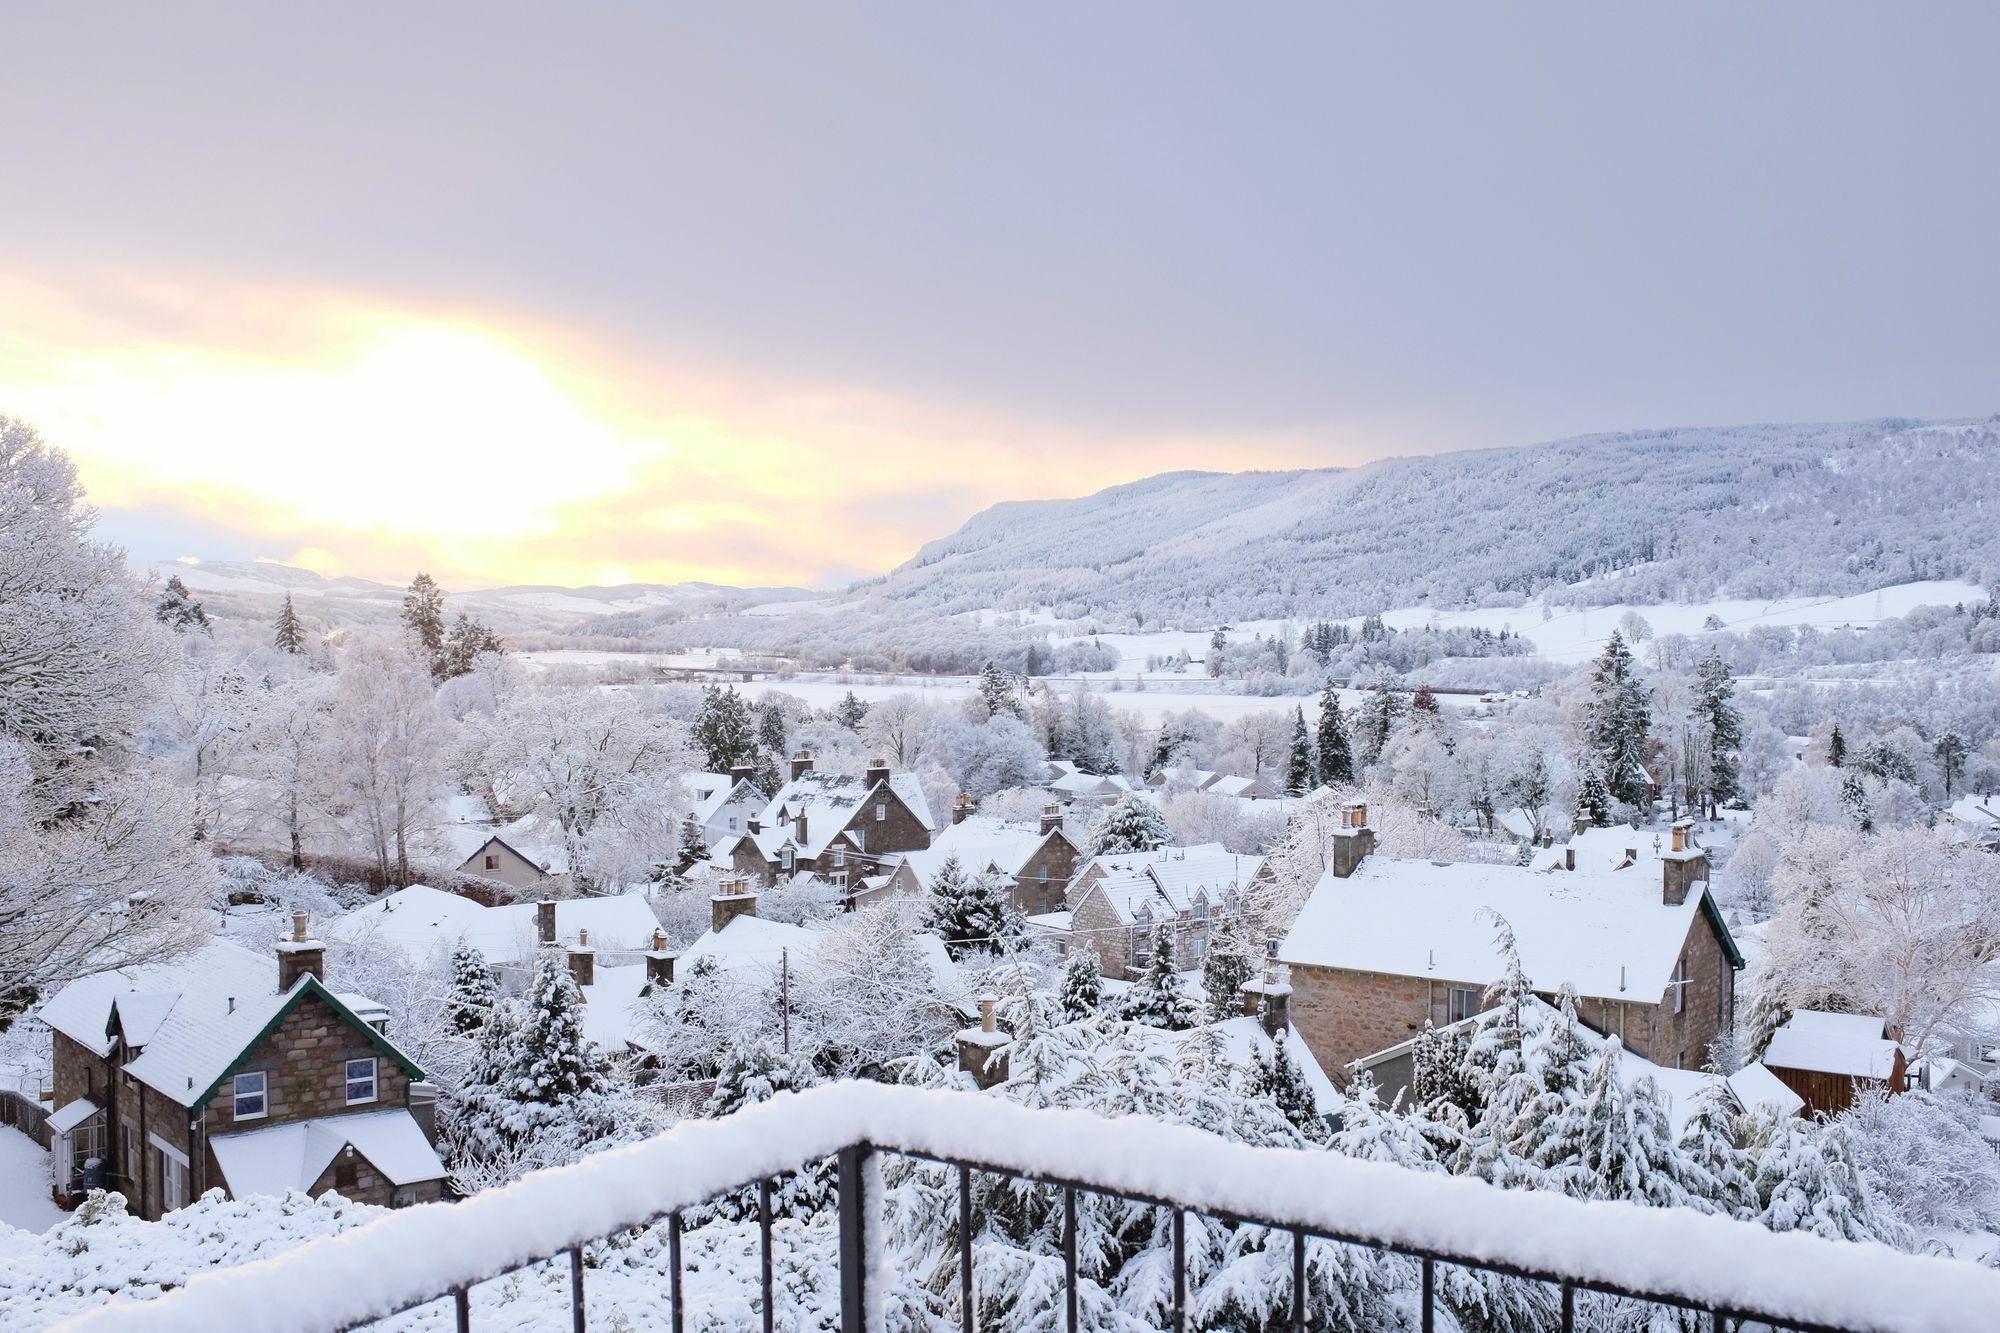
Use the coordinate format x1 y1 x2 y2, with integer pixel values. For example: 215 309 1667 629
53 1082 2000 1333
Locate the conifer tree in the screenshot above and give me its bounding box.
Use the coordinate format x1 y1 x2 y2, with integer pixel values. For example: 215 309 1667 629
1828 722 1847 768
1738 977 1789 1063
925 856 1022 959
438 611 502 680
691 684 754 774
1587 630 1653 807
755 699 788 756
1284 706 1315 796
704 1034 834 1219
155 574 211 633
1200 914 1257 1021
1841 770 1873 832
1753 1116 1899 1246
1573 1040 1687 1209
1057 944 1103 1021
1119 925 1200 1030
1248 1031 1324 1140
1504 985 1593 1187
1409 683 1440 725
673 816 712 876
977 661 1021 719
1411 1020 1481 1121
1207 627 1227 677
1691 652 1743 815
1676 1074 1756 1217
453 951 608 1159
1574 766 1611 828
1082 791 1171 855
401 572 446 660
447 943 497 1035
273 593 306 654
833 690 869 731
1314 680 1353 785
1356 682 1402 766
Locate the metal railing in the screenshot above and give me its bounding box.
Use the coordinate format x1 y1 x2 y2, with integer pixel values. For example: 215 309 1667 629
53 1083 2000 1333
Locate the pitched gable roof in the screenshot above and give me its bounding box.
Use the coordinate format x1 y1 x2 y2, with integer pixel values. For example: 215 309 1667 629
902 816 1065 888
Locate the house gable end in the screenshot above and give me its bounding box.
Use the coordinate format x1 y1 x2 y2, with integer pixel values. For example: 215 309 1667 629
196 979 425 1109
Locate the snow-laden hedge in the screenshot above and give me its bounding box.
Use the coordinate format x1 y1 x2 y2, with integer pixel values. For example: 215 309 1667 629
47 1083 2000 1333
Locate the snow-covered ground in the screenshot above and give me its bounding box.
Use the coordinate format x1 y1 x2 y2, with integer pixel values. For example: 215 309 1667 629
0 1131 64 1234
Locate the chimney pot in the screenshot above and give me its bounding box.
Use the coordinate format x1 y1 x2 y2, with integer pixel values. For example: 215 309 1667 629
577 928 589 948
1565 848 1576 871
979 993 997 1034
712 878 760 934
292 910 308 943
1040 804 1063 836
789 748 815 779
952 794 974 824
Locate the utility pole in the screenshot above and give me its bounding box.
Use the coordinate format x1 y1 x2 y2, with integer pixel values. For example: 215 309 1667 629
781 946 791 1054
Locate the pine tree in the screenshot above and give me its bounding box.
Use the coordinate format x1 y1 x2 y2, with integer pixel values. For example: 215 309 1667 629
447 943 497 1036
1458 913 1536 1186
704 1035 834 1220
1200 914 1257 1021
1676 1074 1756 1217
1207 627 1227 677
1057 945 1103 1021
273 593 306 654
1119 925 1200 1030
1284 706 1315 796
1314 680 1353 785
1840 770 1873 832
1691 652 1743 815
833 690 869 731
438 611 502 680
1574 766 1611 828
401 572 446 661
1587 630 1653 808
1828 722 1847 768
977 661 1021 719
1935 732 1968 798
1753 1116 1899 1245
1248 1031 1324 1140
155 574 211 633
453 951 608 1159
1356 682 1402 766
926 856 1023 959
673 816 712 876
1738 977 1789 1063
755 699 788 755
691 685 754 774
1082 791 1170 855
1573 1041 1687 1208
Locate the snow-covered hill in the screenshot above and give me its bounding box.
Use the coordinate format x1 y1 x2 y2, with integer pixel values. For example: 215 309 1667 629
870 417 2000 623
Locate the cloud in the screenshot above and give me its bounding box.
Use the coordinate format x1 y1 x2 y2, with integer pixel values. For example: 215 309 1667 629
0 268 1353 589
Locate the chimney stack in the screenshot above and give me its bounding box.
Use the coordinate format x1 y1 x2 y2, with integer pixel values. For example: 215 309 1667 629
865 756 892 790
536 900 557 946
952 794 974 825
276 911 326 991
1040 803 1063 837
729 761 755 789
566 929 596 988
956 993 1012 1089
1662 819 1708 906
644 929 677 988
1331 802 1375 877
407 1081 440 1145
1564 848 1576 871
712 876 759 933
1240 940 1292 1036
789 749 815 781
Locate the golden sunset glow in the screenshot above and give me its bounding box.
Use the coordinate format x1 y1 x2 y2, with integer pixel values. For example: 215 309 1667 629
0 270 1346 589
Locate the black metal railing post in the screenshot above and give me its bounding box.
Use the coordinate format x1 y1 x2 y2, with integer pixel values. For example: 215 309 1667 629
1291 1229 1306 1332
1063 1185 1078 1333
758 1179 775 1333
1171 1209 1186 1333
838 1142 873 1333
958 1164 974 1333
667 1211 684 1333
1421 1255 1434 1333
568 1245 585 1333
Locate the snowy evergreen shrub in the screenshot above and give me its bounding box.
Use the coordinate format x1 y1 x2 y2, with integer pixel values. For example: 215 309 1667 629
1057 944 1103 1021
447 942 497 1036
1083 792 1171 856
1118 925 1200 1031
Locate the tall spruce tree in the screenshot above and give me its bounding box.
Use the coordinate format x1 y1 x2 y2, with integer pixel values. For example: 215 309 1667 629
977 661 1021 719
273 593 306 654
1314 680 1353 785
1677 1073 1757 1217
1356 682 1402 767
1574 766 1611 828
1691 652 1743 816
155 574 211 633
1828 722 1847 768
1586 630 1653 808
704 1035 834 1220
1284 706 1315 796
833 690 869 731
1249 1031 1324 1141
439 611 502 680
401 572 446 661
925 856 1023 959
1200 912 1258 1021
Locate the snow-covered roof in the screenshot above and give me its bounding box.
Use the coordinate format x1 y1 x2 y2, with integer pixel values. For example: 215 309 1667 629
678 913 964 1003
47 1098 100 1135
1211 1019 1338 1108
327 886 661 966
37 939 424 1109
685 772 761 825
1205 775 1273 800
1725 1061 1806 1119
1151 767 1220 791
1941 795 2000 846
1050 771 1135 798
1026 911 1074 933
1080 844 1264 925
901 816 1059 889
888 774 934 832
1279 852 1711 1004
580 964 652 1055
209 1108 446 1198
1762 1010 1903 1080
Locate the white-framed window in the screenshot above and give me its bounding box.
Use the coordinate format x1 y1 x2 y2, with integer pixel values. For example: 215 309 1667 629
1446 987 1480 1025
233 1071 268 1121
161 1150 187 1210
1129 931 1147 968
831 847 846 867
345 1057 378 1105
780 846 795 873
1671 957 1688 1014
875 803 887 822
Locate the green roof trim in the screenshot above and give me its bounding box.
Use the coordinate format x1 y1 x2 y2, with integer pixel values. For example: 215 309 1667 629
1700 889 1745 971
194 976 427 1109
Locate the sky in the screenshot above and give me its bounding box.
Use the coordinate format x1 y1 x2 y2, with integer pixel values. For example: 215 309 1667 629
3 4 1996 591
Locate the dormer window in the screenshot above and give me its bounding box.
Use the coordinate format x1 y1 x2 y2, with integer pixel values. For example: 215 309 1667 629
233 1071 267 1121
781 846 795 873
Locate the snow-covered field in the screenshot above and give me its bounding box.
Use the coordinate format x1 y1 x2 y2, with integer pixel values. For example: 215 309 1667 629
0 1132 64 1234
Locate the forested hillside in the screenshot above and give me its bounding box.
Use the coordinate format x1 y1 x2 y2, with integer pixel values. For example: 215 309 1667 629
870 417 2000 622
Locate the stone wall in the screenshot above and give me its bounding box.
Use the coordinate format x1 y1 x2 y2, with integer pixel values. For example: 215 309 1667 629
196 991 411 1143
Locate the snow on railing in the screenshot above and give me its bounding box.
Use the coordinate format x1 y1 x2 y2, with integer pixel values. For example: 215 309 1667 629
53 1081 2000 1333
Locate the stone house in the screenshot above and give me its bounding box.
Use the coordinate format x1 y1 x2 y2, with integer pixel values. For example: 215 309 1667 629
716 752 935 891
37 915 445 1218
1280 810 1743 1083
1064 843 1268 980
881 805 1079 917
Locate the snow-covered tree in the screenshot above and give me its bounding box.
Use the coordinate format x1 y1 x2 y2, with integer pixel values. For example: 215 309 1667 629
833 690 869 731
703 1034 835 1221
1690 652 1742 815
1083 791 1169 855
328 639 448 888
450 950 610 1163
924 855 1021 960
437 612 502 682
690 684 754 774
273 593 306 654
400 572 446 663
448 943 497 1035
1573 765 1611 828
155 574 211 634
1200 914 1257 1021
1676 1073 1757 1218
1587 630 1653 808
1247 1030 1323 1140
1118 925 1200 1030
1057 944 1103 1020
1573 1041 1687 1209
1355 681 1402 767
1314 680 1353 785
1284 706 1314 796
1843 1089 2000 1236
977 661 1021 720
1752 1115 1902 1247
